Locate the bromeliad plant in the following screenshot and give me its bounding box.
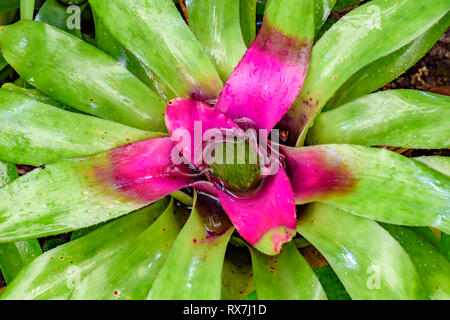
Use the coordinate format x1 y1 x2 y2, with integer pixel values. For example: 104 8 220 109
0 0 448 300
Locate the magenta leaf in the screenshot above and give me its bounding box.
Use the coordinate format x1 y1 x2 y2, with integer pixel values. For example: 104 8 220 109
93 137 198 203
215 0 314 132
216 165 297 255
280 145 355 203
165 98 240 166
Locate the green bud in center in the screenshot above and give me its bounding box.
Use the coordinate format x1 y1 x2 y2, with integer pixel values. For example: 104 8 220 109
208 139 261 192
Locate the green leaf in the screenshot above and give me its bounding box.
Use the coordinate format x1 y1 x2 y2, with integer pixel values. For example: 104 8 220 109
93 13 176 100
0 90 162 166
328 14 450 108
2 82 74 110
0 20 167 132
283 144 450 233
298 203 428 300
306 90 450 149
241 290 258 300
408 227 441 250
333 0 364 11
284 0 450 145
314 0 336 34
240 0 257 47
89 0 223 101
0 161 42 284
70 200 186 299
381 224 450 300
0 199 169 300
250 242 326 300
313 266 350 300
221 253 255 300
148 192 234 300
0 1 19 15
415 156 450 177
442 233 450 260
187 0 247 81
35 0 83 38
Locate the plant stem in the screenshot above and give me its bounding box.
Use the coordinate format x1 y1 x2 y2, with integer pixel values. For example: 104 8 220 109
20 0 35 20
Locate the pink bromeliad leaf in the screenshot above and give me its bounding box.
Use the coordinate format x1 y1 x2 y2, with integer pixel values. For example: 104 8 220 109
95 137 199 204
217 165 297 255
165 98 240 167
215 0 314 133
164 97 297 255
163 0 315 255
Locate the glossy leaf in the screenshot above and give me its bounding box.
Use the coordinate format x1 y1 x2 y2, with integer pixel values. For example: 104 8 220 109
2 83 72 110
250 242 326 300
0 0 19 15
216 0 314 132
35 0 83 38
217 165 297 256
298 203 428 299
313 266 350 300
282 144 450 233
0 161 42 284
0 138 197 242
148 192 234 300
0 90 163 166
328 15 450 108
89 0 223 101
187 0 247 81
70 200 186 300
240 0 257 47
0 199 169 300
382 224 450 300
306 90 450 149
93 14 175 100
314 0 336 33
333 0 364 11
409 227 441 250
415 156 450 177
0 20 167 131
281 0 450 145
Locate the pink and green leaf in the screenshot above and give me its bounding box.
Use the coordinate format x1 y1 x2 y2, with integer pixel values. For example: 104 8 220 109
298 203 428 300
249 242 326 300
282 0 450 145
282 144 450 233
0 90 163 166
89 0 223 101
0 138 195 241
0 199 169 300
148 192 234 300
217 165 297 256
306 90 450 149
69 200 186 300
216 0 314 132
187 0 247 81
